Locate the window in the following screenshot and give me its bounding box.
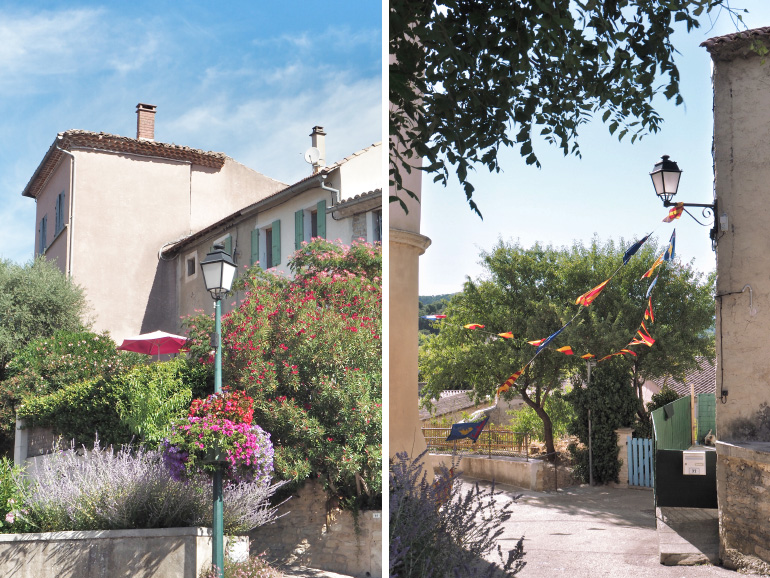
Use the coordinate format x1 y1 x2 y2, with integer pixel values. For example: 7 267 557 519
372 209 382 242
54 191 65 236
38 215 47 255
184 251 198 281
256 220 281 269
295 200 327 250
266 228 274 269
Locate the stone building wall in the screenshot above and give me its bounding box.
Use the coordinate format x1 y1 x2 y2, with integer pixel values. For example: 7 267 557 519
716 441 770 571
250 479 381 578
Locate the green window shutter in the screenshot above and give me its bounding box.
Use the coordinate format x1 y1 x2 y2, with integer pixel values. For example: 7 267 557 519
251 229 260 268
271 219 281 266
316 199 327 239
54 195 60 235
224 235 232 257
295 209 304 250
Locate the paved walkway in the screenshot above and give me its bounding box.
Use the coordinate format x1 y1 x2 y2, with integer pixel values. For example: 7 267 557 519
463 477 737 578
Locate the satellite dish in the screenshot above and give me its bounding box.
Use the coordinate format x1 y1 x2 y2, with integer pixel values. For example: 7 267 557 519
304 147 321 164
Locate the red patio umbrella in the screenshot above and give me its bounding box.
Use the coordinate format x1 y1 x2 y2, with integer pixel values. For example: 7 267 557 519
118 330 188 361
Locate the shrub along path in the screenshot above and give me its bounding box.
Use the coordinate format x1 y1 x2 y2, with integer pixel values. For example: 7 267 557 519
467 478 736 578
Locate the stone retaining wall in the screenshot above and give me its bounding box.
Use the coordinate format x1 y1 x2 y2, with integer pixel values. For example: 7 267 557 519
0 527 246 578
430 454 577 491
716 441 770 571
250 480 381 578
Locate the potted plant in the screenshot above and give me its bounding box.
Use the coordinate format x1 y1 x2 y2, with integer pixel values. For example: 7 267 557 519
163 388 274 484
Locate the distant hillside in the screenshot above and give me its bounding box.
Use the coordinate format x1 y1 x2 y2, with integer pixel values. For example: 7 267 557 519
419 294 456 306
418 294 456 334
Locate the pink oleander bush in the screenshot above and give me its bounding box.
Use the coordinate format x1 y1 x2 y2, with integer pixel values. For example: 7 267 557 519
163 389 274 484
184 239 382 511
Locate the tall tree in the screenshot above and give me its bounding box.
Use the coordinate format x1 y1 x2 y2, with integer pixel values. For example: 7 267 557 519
419 237 714 459
0 258 88 381
389 0 741 214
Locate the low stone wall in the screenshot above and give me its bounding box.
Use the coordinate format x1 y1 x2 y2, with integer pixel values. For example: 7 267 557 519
0 527 247 578
716 441 770 571
429 454 576 491
250 480 381 578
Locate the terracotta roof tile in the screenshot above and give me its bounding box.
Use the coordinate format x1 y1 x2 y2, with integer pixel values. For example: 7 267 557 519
22 130 227 199
701 26 770 59
418 391 477 420
650 357 715 397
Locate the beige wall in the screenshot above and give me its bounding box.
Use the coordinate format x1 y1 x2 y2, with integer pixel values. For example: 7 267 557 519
712 52 770 441
336 143 382 198
35 148 287 344
34 159 71 269
189 159 285 233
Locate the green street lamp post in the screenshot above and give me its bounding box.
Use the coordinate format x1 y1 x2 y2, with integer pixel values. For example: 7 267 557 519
200 242 237 578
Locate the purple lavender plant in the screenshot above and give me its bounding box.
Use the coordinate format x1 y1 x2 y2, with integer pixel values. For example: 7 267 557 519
21 439 286 534
389 451 525 578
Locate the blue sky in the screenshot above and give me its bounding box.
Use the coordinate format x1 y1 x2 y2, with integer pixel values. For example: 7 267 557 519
0 1 382 264
419 3 770 296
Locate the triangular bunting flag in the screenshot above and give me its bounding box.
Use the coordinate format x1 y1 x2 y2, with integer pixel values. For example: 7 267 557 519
575 279 610 307
663 203 684 223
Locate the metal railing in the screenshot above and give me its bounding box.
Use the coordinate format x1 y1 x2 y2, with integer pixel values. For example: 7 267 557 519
422 428 529 460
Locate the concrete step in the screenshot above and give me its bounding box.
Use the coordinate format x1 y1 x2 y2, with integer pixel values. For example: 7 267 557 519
657 506 720 566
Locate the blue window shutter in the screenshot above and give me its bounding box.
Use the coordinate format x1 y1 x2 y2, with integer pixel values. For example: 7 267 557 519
251 229 260 268
295 209 304 250
272 219 281 266
316 199 327 239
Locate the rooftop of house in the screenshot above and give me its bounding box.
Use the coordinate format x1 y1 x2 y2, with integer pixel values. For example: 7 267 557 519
418 390 483 421
160 143 382 258
648 357 716 398
701 25 770 59
22 129 229 199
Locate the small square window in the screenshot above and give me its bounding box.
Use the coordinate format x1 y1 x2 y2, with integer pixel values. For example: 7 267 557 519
187 257 196 277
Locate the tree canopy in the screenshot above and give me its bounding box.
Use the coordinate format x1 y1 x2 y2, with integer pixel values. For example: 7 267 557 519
419 236 714 458
389 0 740 214
0 258 89 381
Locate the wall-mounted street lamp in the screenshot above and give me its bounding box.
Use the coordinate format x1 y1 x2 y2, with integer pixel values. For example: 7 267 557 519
649 155 719 244
200 242 237 578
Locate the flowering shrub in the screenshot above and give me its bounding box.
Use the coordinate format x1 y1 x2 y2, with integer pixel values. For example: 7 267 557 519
18 357 209 450
19 440 285 534
288 238 382 280
0 330 142 452
185 239 382 510
0 458 30 534
163 389 274 484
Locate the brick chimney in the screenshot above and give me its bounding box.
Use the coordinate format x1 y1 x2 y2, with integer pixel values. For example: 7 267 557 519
136 103 157 140
310 126 326 173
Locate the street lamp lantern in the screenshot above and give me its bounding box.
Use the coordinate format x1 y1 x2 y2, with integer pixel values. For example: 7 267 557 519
649 155 682 205
201 243 237 300
649 155 719 245
199 241 236 578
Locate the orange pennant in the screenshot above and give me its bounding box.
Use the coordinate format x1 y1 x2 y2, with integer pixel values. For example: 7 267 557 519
556 346 574 355
497 368 525 395
464 324 485 330
641 252 665 279
497 332 514 339
662 203 684 223
580 353 595 359
528 338 546 346
645 297 655 323
575 279 610 307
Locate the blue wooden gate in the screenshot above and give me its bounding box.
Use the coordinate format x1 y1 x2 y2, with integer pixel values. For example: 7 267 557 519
627 436 653 488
